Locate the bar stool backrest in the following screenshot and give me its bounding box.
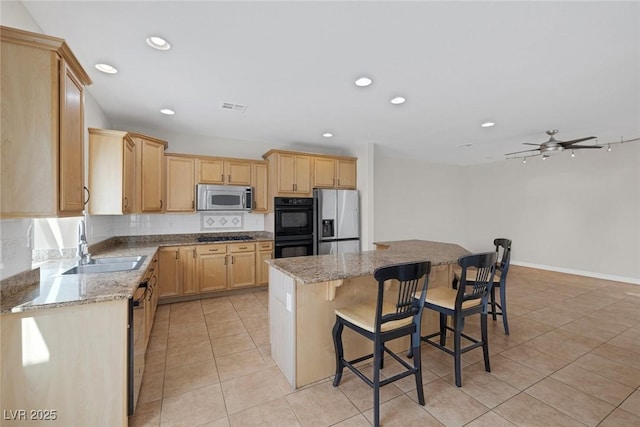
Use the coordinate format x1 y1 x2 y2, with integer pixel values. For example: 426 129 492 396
373 261 431 330
456 252 496 311
494 238 512 274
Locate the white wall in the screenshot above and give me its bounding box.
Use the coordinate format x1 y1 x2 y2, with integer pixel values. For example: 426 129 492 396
463 143 640 281
373 154 466 245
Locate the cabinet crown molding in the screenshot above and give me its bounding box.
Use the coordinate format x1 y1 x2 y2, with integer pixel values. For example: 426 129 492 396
261 149 356 162
1 25 92 86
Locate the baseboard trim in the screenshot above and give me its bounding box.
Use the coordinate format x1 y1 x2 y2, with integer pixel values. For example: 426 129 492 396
511 260 640 286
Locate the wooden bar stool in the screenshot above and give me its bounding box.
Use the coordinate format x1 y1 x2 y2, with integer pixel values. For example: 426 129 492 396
332 261 431 427
421 252 496 387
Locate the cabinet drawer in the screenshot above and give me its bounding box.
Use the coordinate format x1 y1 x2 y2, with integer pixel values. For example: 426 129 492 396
229 242 255 253
257 241 273 251
197 244 227 255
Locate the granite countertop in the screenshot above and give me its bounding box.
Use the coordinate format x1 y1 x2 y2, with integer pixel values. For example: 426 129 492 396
266 240 470 284
1 232 273 314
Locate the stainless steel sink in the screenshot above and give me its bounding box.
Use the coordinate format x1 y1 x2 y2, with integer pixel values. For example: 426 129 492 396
62 255 147 275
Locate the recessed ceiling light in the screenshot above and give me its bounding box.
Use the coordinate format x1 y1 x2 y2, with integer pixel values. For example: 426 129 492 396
481 122 495 128
322 133 333 138
160 108 175 115
355 77 372 87
95 63 118 74
390 96 406 105
146 35 171 51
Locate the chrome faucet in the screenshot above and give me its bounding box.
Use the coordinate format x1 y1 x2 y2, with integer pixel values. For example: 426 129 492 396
77 219 91 265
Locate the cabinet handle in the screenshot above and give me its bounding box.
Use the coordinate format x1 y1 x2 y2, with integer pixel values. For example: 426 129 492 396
337 179 340 186
230 255 234 264
193 249 197 258
221 174 224 182
83 186 90 205
192 200 195 209
175 250 179 260
208 248 219 252
160 200 163 209
238 246 247 250
123 197 128 208
224 255 228 265
228 174 231 182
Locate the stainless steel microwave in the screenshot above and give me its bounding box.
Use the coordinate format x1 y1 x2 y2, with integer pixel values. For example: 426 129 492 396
196 184 252 211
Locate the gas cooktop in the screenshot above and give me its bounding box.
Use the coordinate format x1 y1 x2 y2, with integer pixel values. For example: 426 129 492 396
196 235 255 243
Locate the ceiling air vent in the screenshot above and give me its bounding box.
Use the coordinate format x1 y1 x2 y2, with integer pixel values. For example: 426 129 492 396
220 102 247 113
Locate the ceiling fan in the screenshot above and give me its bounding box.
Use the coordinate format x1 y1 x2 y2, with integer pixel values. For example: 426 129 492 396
505 130 601 157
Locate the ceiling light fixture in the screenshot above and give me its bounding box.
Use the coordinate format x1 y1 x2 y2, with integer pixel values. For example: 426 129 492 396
146 35 171 51
522 157 527 164
322 133 333 138
160 108 175 115
390 96 406 105
95 63 118 74
355 77 372 87
607 144 612 152
481 122 495 128
571 150 576 158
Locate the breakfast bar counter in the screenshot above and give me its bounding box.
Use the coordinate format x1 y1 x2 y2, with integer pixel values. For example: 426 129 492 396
266 240 469 388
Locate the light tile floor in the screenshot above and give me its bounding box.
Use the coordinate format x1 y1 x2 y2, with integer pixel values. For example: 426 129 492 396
129 266 640 427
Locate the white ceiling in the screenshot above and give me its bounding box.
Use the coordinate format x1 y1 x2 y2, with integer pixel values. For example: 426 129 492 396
21 1 640 165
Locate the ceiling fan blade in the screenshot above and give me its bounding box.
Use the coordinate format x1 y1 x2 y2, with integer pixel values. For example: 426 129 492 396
505 148 541 156
560 136 596 147
570 145 602 149
522 143 541 146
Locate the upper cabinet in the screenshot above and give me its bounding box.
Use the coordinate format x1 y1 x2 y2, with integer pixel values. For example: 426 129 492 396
88 129 167 215
198 158 251 186
263 151 312 197
165 155 195 212
251 161 269 213
133 135 166 213
263 150 357 207
313 157 357 189
88 129 135 214
0 26 91 218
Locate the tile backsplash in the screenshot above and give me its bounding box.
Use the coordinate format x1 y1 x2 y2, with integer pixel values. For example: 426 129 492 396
0 218 34 280
113 212 265 236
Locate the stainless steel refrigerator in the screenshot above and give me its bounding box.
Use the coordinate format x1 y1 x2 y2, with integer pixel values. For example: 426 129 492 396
313 188 360 255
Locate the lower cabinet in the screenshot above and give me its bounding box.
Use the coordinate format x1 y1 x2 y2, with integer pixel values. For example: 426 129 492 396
158 241 272 300
256 241 274 285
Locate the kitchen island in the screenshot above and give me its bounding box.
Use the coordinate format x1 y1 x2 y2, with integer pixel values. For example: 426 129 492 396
266 240 469 388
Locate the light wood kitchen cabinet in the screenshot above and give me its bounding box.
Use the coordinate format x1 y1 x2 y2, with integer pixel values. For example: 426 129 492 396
89 129 167 214
197 245 228 293
1 26 91 218
88 129 136 214
263 150 312 200
251 161 269 212
198 158 251 185
158 247 181 298
165 155 195 212
158 240 271 300
134 136 166 213
313 157 357 189
228 243 256 289
142 253 159 350
256 241 274 285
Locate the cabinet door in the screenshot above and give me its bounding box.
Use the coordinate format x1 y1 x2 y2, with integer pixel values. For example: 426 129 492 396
198 159 225 184
256 245 273 285
277 154 296 193
198 252 228 292
226 161 251 185
139 140 165 212
313 158 336 188
181 247 198 295
158 247 180 298
294 156 311 194
336 159 357 189
166 156 195 212
251 162 268 212
58 60 85 214
122 137 135 213
228 252 256 289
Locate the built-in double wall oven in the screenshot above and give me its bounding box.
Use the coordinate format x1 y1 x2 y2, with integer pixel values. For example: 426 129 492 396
274 197 314 258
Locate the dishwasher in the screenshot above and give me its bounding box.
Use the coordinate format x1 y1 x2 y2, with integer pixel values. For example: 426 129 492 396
128 281 148 415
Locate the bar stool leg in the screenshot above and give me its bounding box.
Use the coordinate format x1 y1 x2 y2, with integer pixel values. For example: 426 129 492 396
373 336 382 427
481 312 491 372
439 313 447 346
490 287 498 321
454 315 462 387
332 319 345 386
500 282 510 335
